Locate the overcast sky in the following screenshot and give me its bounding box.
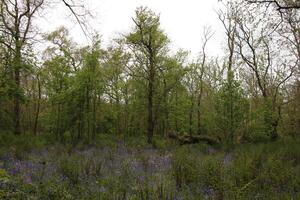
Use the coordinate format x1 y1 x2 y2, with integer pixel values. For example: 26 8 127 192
38 0 225 58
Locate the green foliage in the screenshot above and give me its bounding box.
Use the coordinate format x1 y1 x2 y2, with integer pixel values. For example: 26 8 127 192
126 7 169 50
37 180 74 200
152 137 171 149
94 133 118 148
0 133 49 159
170 140 300 199
215 79 249 141
223 141 300 199
58 155 82 185
124 134 148 149
0 169 9 183
172 146 201 189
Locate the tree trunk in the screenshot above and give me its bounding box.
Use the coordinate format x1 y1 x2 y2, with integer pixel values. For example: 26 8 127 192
189 94 194 136
147 58 155 144
13 45 22 135
197 93 201 135
33 76 41 135
162 78 169 137
175 91 179 133
85 84 90 141
92 96 97 139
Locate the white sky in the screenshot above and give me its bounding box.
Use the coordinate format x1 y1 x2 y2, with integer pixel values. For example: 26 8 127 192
38 0 225 58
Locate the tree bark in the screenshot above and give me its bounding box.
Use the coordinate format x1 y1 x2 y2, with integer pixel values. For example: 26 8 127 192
147 57 155 144
33 75 41 135
13 44 21 135
189 94 194 136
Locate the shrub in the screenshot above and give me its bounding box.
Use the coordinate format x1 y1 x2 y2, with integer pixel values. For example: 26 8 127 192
172 146 201 189
58 156 82 185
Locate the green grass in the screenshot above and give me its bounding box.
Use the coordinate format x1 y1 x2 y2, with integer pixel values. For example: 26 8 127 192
0 132 299 199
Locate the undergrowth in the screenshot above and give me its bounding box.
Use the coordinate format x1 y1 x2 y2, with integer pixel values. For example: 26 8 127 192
0 133 299 199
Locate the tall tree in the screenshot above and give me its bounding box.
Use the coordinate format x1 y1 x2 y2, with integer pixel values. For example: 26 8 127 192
218 1 240 141
0 0 44 134
126 7 169 144
235 3 297 139
196 26 214 135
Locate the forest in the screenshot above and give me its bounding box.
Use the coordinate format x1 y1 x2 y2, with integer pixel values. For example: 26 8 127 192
0 0 299 199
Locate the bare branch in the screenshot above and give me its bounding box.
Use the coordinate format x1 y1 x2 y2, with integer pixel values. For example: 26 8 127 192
246 0 300 11
61 0 91 41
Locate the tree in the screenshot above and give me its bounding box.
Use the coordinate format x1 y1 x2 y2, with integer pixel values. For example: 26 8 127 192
0 0 44 134
102 44 130 135
196 26 214 135
155 52 186 136
235 3 297 140
184 62 198 136
71 39 103 141
218 1 240 141
42 27 76 141
215 78 249 142
125 7 169 144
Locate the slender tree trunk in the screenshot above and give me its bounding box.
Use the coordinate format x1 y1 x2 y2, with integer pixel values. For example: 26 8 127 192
189 94 194 136
228 71 234 141
165 104 169 137
175 91 179 133
116 96 121 135
56 104 61 140
13 45 22 135
147 58 155 144
124 88 129 136
197 57 205 135
33 76 41 135
227 30 235 142
270 99 281 140
78 100 85 141
197 94 201 135
148 87 154 144
197 84 203 135
162 79 169 136
86 85 90 141
92 95 97 139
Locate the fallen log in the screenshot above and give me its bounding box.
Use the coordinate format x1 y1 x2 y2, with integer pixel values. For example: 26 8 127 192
168 133 219 145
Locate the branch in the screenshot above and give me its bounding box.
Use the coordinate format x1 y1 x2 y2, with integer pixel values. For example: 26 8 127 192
61 0 91 40
246 0 300 11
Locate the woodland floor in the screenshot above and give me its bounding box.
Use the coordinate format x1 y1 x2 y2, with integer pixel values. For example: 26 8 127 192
0 134 299 199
